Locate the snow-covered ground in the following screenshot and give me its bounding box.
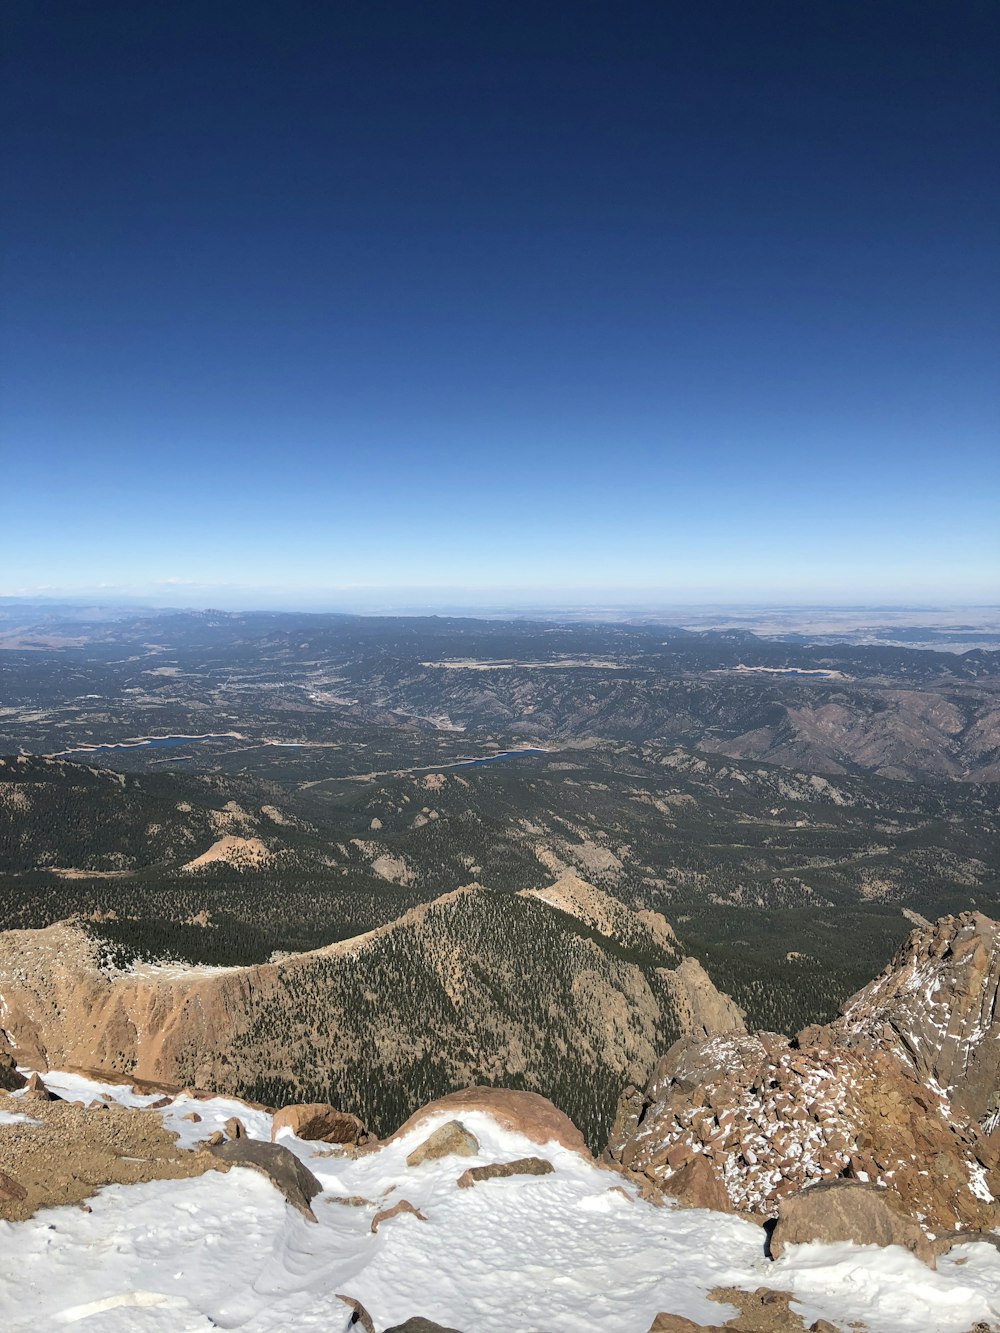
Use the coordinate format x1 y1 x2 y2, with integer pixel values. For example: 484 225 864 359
1 1071 998 1333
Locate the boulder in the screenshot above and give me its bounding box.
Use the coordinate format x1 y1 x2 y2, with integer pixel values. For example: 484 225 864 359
658 1154 730 1214
23 1072 57 1101
384 1321 466 1333
456 1157 554 1189
0 1052 26 1092
406 1120 479 1167
224 1116 246 1140
270 1101 365 1145
207 1137 322 1221
770 1180 935 1267
390 1087 588 1157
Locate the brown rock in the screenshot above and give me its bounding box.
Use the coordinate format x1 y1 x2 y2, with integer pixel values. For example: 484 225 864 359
270 1102 365 1145
370 1197 428 1232
831 911 1000 1123
336 1294 376 1332
0 1171 28 1204
660 1154 731 1214
391 1087 589 1157
384 1321 465 1333
24 1072 56 1101
0 1052 26 1092
224 1116 246 1140
660 957 747 1039
207 1137 322 1221
609 1026 997 1237
456 1157 555 1189
406 1119 479 1167
933 1231 1000 1258
647 1315 725 1332
770 1180 935 1267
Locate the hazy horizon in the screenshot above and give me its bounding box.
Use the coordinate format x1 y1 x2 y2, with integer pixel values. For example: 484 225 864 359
3 586 999 622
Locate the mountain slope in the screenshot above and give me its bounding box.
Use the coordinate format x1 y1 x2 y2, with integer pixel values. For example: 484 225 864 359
0 878 740 1147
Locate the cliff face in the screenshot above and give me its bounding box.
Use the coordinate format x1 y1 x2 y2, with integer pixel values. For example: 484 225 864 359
828 911 1000 1123
0 882 741 1146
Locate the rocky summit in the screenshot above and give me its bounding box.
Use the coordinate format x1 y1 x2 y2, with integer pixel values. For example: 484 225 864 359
608 1028 998 1237
608 912 1000 1244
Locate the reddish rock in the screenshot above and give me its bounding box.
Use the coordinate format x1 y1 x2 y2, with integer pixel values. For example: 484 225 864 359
658 1154 731 1214
608 1022 999 1237
647 1315 726 1332
770 1180 935 1267
370 1198 428 1232
390 1087 589 1158
456 1156 554 1189
23 1072 56 1101
270 1102 365 1145
831 912 1000 1123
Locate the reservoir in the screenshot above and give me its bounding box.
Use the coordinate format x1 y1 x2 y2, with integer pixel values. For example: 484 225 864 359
56 733 238 757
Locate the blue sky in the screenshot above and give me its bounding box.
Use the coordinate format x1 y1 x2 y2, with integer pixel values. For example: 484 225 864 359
2 1 997 608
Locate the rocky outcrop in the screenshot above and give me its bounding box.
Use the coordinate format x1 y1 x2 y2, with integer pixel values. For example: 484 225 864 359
389 1087 589 1157
824 911 1000 1124
770 1179 935 1266
607 1028 999 1237
660 957 747 1040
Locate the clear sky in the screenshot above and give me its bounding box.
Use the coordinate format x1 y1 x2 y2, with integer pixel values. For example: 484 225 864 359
2 1 997 608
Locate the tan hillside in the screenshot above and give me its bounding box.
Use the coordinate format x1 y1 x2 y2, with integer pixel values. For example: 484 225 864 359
0 882 740 1146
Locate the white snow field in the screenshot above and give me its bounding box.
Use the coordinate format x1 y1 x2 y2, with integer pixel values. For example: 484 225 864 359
0 1071 998 1333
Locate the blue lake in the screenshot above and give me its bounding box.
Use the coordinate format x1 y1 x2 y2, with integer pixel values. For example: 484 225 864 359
60 734 234 756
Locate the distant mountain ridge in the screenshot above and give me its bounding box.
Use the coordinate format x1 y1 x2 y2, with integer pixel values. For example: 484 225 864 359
0 875 741 1147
